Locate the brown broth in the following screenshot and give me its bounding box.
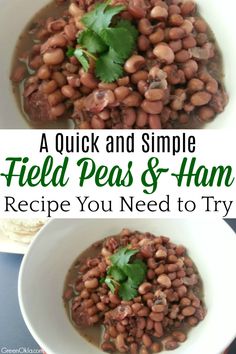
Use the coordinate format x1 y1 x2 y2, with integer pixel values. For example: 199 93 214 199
63 234 205 352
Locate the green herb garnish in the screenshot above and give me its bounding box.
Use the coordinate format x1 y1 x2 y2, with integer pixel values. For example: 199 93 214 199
103 246 147 301
66 1 138 82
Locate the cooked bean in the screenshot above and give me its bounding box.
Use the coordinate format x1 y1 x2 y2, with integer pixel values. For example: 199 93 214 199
169 14 184 27
198 106 215 121
151 342 161 353
145 89 165 101
182 306 196 317
64 24 77 41
61 85 76 98
164 339 179 350
152 304 166 313
130 343 138 354
29 55 43 70
206 79 218 94
131 70 148 84
183 59 198 79
69 3 84 17
114 86 130 101
140 347 149 354
99 82 117 90
181 1 196 16
80 73 98 89
138 282 152 295
188 78 204 92
141 100 163 114
117 76 130 86
52 72 67 87
190 91 212 106
142 334 152 348
149 29 165 44
169 27 185 40
138 19 153 35
50 103 66 118
124 55 145 74
136 109 148 128
150 6 168 20
91 116 106 129
157 274 171 288
155 249 167 259
43 48 64 65
41 80 58 94
194 18 208 33
153 44 174 64
169 40 182 53
123 93 142 107
138 35 150 51
101 342 116 352
48 90 64 106
84 278 99 289
123 108 136 127
175 49 191 63
182 35 197 49
150 312 164 322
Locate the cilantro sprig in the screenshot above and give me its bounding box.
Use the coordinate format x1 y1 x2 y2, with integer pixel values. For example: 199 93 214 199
102 246 147 301
66 1 138 82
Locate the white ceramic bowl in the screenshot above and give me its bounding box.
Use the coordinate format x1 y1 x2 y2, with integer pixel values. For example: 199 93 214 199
18 219 236 354
0 0 236 128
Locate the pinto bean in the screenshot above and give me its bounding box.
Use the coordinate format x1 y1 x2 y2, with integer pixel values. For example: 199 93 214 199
181 1 196 16
149 29 165 44
190 91 212 106
124 55 145 74
91 115 106 129
157 274 171 288
198 106 215 121
61 85 76 98
188 78 204 92
182 306 196 317
48 90 64 106
80 73 98 89
150 6 168 20
138 19 153 35
142 334 152 348
145 89 165 101
153 44 175 64
84 278 99 289
141 100 163 114
43 48 64 65
194 18 208 33
123 93 142 107
136 109 148 128
101 342 116 353
151 342 161 353
131 70 148 84
138 282 152 295
169 27 185 40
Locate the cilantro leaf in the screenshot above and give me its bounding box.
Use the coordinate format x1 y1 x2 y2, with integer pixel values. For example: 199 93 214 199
73 48 89 71
105 277 117 293
77 29 107 54
110 246 139 268
66 47 75 57
119 278 138 301
100 27 134 58
81 2 125 33
123 260 147 287
116 19 138 42
95 48 123 82
108 265 127 282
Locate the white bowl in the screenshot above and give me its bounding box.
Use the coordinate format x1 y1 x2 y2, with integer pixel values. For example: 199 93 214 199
18 219 236 354
0 0 236 128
